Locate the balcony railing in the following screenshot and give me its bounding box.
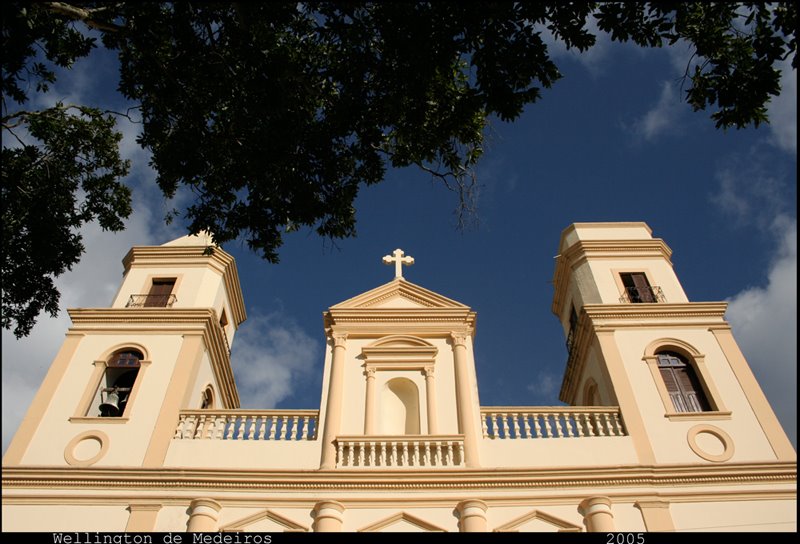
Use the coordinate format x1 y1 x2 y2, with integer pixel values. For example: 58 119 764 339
335 435 465 468
481 407 627 439
174 410 319 441
618 285 666 304
126 294 177 308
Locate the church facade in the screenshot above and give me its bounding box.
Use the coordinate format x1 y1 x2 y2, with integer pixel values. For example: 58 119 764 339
2 222 796 532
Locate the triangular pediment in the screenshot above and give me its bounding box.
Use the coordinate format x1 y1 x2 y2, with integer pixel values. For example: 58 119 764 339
358 512 446 532
494 509 582 532
220 509 309 532
331 279 469 310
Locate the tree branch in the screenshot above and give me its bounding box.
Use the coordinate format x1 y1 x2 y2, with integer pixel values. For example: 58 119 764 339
44 2 124 32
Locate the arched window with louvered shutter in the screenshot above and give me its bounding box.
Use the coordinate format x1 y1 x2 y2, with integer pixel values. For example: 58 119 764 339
657 351 711 412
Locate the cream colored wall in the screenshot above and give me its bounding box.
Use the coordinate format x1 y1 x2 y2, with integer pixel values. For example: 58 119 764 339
586 258 688 304
480 436 639 467
336 337 461 436
188 351 222 409
2 505 130 532
111 266 228 311
670 499 797 532
562 223 653 250
21 333 183 466
614 328 777 463
163 440 322 469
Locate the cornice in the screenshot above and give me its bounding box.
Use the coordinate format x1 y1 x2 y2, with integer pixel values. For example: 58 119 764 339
3 462 795 492
583 302 729 323
551 239 673 316
66 308 240 408
330 279 470 310
121 246 246 327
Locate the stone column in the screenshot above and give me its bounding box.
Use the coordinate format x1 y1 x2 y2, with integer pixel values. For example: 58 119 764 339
451 332 479 467
424 366 438 434
456 500 488 532
312 500 345 532
579 496 616 532
364 367 377 435
187 498 222 532
320 333 348 469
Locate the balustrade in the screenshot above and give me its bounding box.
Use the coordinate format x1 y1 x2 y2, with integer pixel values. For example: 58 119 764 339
335 435 465 468
480 407 626 439
174 410 318 441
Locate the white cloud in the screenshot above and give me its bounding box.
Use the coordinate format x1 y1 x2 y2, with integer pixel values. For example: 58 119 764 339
230 312 320 409
726 217 797 446
526 371 560 402
2 207 160 453
631 80 684 140
767 59 797 154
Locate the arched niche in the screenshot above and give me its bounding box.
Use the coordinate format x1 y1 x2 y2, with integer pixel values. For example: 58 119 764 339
380 378 421 435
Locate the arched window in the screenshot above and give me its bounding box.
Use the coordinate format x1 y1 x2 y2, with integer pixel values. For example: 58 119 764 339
91 349 143 417
657 351 711 413
200 385 215 409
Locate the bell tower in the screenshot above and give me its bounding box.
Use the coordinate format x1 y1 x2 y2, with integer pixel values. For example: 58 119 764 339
3 233 246 469
551 222 795 465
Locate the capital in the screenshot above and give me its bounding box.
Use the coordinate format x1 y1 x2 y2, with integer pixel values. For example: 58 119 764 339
331 332 348 348
450 332 469 347
423 366 435 377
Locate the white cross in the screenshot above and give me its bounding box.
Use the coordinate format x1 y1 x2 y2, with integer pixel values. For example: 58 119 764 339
382 248 414 279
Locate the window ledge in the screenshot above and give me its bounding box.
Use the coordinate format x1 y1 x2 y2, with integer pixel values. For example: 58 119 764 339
69 416 130 424
664 411 732 421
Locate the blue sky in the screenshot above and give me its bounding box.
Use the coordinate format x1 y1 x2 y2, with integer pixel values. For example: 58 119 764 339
2 30 796 452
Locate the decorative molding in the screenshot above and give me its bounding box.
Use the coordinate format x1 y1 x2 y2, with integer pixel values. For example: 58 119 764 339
331 278 470 310
4 462 794 491
358 511 446 532
494 509 582 532
687 424 735 463
220 509 309 532
331 332 348 348
63 431 110 467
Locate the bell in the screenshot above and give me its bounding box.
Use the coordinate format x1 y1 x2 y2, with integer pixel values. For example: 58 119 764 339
99 390 121 417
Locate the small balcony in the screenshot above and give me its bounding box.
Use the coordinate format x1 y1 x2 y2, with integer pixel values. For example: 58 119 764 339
618 285 666 304
335 435 465 468
126 294 177 308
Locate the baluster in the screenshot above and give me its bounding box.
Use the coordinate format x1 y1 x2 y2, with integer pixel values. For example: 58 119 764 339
571 412 584 437
501 413 510 439
280 415 289 440
522 413 532 439
214 416 225 440
583 413 596 437
301 416 310 440
447 441 455 466
594 412 611 436
358 441 365 466
481 414 489 438
194 415 207 439
236 415 246 439
347 442 355 467
379 442 386 466
490 414 499 438
532 413 542 438
247 416 257 440
336 441 344 467
174 416 184 439
291 415 300 440
368 441 376 466
424 441 431 466
511 413 521 438
224 415 235 439
411 441 419 467
391 442 398 467
613 412 624 435
433 442 441 466
457 441 465 466
401 442 409 467
553 413 564 437
542 414 553 438
265 416 275 440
